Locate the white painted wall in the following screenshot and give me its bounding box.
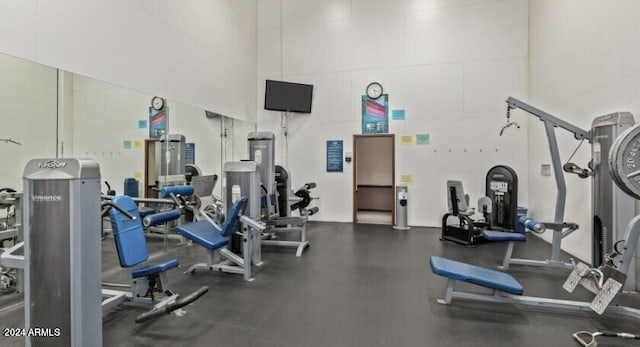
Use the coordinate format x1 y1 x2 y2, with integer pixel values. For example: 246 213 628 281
0 0 257 123
257 0 529 224
0 53 57 189
529 0 640 262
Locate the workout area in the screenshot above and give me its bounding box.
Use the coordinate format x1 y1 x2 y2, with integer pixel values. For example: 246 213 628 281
4 1 640 347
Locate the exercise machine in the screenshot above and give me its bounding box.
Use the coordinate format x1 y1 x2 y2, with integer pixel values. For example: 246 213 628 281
22 158 102 346
248 132 319 257
430 123 640 321
441 165 520 246
173 162 266 281
144 133 187 198
21 158 207 346
500 98 635 277
158 134 187 187
102 196 208 323
269 165 319 256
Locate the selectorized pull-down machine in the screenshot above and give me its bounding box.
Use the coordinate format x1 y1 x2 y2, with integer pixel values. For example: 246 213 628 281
499 97 636 281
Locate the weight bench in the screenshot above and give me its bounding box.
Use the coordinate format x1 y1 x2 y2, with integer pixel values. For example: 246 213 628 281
175 197 266 281
102 195 208 323
429 256 640 320
430 256 523 305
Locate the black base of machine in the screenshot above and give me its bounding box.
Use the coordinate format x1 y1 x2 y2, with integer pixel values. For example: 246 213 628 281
441 213 488 246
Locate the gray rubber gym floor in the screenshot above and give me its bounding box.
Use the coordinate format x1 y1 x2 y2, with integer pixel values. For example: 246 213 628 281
2 222 640 346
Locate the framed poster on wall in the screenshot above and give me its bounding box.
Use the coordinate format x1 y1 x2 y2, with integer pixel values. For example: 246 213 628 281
149 107 167 139
361 94 389 134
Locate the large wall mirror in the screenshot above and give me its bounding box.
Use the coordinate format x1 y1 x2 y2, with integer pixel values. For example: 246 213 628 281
0 53 58 189
0 52 57 309
0 52 255 309
63 72 255 199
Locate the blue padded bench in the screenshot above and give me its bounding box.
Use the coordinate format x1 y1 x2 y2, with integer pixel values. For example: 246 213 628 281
482 230 526 242
430 256 523 295
428 256 640 320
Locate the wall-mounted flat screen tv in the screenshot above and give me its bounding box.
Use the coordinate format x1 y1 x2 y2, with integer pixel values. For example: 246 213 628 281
264 79 313 113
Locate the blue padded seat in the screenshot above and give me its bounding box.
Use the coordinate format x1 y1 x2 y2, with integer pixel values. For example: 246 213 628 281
175 221 229 250
482 230 526 242
131 259 179 278
430 256 524 295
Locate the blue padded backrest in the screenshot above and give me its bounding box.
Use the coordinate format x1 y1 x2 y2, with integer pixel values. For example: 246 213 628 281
220 197 248 237
123 177 139 197
159 185 194 198
109 195 149 268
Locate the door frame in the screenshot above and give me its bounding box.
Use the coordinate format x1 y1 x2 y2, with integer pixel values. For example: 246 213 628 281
352 133 396 224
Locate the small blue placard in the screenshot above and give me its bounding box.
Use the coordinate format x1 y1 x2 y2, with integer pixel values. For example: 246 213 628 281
392 109 406 120
185 143 195 165
138 119 148 129
326 140 343 173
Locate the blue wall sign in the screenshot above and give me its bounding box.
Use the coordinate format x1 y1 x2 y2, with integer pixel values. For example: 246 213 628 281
185 143 195 165
326 140 343 173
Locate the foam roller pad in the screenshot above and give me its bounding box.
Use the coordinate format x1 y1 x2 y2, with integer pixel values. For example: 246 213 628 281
144 209 181 227
518 216 545 233
159 185 194 198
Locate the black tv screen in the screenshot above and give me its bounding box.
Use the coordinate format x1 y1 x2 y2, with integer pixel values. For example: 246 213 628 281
264 80 313 113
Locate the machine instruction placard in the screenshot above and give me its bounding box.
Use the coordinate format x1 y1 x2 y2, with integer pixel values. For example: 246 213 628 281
185 143 195 165
326 140 344 173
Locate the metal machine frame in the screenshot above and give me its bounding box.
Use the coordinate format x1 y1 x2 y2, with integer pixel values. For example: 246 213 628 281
437 277 640 320
502 97 587 269
23 159 102 346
